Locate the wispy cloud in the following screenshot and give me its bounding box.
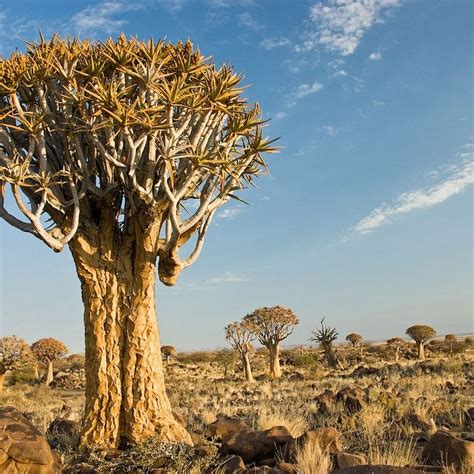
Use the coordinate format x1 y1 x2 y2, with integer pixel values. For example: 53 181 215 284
297 0 401 56
71 1 142 35
205 272 249 284
238 12 262 32
288 81 323 107
369 51 382 61
353 148 474 235
217 207 245 220
274 111 288 120
321 125 337 136
260 37 292 50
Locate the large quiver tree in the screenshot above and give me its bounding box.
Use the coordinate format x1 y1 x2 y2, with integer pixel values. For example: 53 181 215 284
243 306 299 379
0 34 276 449
225 321 255 382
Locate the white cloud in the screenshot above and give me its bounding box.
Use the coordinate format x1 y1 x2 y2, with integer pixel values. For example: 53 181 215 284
72 2 142 34
217 207 245 220
288 81 323 107
274 111 288 120
321 125 337 136
239 12 262 32
298 0 401 56
206 272 249 284
260 37 292 50
353 151 474 235
369 51 382 60
372 99 385 107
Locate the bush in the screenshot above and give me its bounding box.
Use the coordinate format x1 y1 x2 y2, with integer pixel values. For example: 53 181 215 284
7 370 37 386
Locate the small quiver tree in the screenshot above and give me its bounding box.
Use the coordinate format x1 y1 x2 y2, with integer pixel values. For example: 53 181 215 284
243 306 299 379
405 325 436 360
214 348 238 378
0 336 34 392
31 337 68 385
161 345 176 367
310 318 341 369
0 35 276 448
345 333 362 347
444 334 458 355
386 337 404 362
225 321 255 382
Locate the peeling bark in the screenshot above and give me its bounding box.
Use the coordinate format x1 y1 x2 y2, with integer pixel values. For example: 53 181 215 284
70 217 191 450
268 344 281 379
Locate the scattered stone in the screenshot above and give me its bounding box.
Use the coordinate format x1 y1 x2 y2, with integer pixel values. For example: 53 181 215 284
332 466 427 473
46 417 80 449
332 451 367 469
216 455 246 474
206 414 251 440
297 427 342 453
336 387 366 413
422 430 474 470
50 367 86 390
277 462 298 473
0 406 61 473
288 372 305 382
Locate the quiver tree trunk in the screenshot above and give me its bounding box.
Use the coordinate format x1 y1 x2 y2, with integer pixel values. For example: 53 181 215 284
267 344 281 379
416 342 425 360
0 372 5 393
241 352 254 383
45 360 53 386
70 219 191 450
394 346 400 362
322 343 341 369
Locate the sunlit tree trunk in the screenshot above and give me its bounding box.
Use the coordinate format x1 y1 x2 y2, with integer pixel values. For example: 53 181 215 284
417 341 425 360
45 360 53 386
268 344 281 379
322 343 340 369
395 346 400 362
70 216 191 450
0 372 5 393
242 353 254 383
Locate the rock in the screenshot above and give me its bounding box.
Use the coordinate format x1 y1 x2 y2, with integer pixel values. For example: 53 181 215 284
0 406 61 473
288 372 305 382
332 451 367 469
240 468 285 474
331 466 427 473
297 427 342 453
277 462 298 473
46 418 80 449
50 367 86 390
315 389 335 413
465 407 474 428
403 414 432 432
336 387 366 413
221 427 293 463
216 455 246 474
207 414 251 440
422 430 474 469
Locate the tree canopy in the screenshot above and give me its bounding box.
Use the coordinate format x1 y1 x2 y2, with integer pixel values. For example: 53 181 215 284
31 337 68 363
405 325 436 343
0 34 276 285
0 335 34 374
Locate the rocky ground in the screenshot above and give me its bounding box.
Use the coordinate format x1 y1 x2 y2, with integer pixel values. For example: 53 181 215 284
0 343 472 473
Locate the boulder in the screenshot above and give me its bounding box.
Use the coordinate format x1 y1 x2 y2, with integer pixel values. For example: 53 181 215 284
422 430 474 470
336 387 366 413
207 414 251 440
46 418 80 449
221 426 293 463
276 462 298 473
216 455 246 474
315 389 335 413
296 427 342 453
0 406 61 473
332 451 367 469
332 466 427 473
288 372 305 382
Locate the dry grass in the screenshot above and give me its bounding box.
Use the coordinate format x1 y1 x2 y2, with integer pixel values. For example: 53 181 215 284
257 404 309 438
294 437 332 474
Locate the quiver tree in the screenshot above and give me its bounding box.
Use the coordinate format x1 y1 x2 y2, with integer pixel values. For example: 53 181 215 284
0 336 34 392
0 34 276 449
31 337 68 385
214 348 238 377
225 321 255 382
161 345 176 366
310 318 341 369
405 325 436 360
243 306 299 379
345 333 362 347
386 337 403 362
444 334 457 355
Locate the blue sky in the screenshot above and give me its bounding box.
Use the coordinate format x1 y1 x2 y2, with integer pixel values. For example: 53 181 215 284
0 0 472 352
